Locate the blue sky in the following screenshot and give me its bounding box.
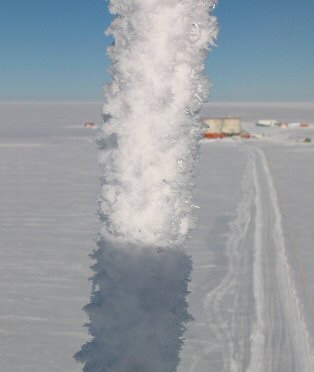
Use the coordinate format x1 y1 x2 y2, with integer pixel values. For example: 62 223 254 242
1 0 313 101
209 0 314 101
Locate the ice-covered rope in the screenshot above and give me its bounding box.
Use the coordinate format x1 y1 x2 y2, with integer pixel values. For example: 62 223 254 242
98 0 218 248
76 1 218 371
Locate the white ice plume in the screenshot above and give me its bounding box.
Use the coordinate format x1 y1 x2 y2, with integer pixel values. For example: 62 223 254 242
98 0 218 248
76 1 218 371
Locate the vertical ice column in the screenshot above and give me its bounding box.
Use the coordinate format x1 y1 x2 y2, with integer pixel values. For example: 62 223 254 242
76 1 218 371
98 0 218 248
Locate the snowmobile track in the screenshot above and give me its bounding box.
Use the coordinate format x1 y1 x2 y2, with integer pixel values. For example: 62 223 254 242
191 145 314 372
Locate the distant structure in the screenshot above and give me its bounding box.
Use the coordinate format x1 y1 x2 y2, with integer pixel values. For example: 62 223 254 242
84 122 97 129
279 122 288 129
256 120 311 128
256 119 280 127
202 117 241 138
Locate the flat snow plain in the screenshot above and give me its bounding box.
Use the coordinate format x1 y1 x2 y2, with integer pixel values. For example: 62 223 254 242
1 102 314 371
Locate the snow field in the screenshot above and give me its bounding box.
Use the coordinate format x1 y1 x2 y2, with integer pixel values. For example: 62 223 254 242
1 102 314 371
0 103 101 371
179 106 314 371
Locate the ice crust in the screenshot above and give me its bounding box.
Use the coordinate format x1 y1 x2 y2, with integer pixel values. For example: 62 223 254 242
98 0 218 248
76 1 218 371
76 241 192 372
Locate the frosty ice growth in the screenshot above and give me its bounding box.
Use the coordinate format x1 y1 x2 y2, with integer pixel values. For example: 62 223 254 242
98 0 218 247
76 1 218 371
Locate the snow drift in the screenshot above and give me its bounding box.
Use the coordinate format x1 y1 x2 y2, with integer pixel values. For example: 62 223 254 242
76 1 218 371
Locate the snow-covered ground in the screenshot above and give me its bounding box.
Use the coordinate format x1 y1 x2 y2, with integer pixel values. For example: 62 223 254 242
1 102 314 371
0 103 100 371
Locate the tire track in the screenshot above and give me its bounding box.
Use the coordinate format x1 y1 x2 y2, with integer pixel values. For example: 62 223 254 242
185 144 314 372
248 146 314 372
204 149 256 372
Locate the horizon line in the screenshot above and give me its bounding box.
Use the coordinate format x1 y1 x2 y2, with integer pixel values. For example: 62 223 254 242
1 100 314 105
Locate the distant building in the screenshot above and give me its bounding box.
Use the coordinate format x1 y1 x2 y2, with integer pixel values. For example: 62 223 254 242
202 117 241 138
84 122 97 129
256 119 280 127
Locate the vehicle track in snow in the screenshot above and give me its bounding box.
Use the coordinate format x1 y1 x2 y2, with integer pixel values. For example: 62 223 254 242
203 148 256 372
195 145 314 372
247 146 314 372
